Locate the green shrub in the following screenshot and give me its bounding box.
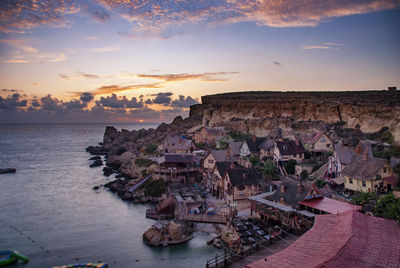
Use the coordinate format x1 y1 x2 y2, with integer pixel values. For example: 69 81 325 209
260 159 279 180
135 157 157 167
351 192 376 205
315 179 327 188
374 194 400 224
143 178 166 197
144 143 158 155
228 131 251 142
249 156 260 167
285 159 296 175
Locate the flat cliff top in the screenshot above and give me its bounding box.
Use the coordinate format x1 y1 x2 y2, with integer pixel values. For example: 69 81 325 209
201 90 400 106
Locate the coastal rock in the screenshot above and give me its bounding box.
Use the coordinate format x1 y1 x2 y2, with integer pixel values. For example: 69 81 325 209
86 146 106 155
168 221 186 240
89 156 101 161
106 152 133 169
90 159 103 167
103 166 114 176
197 91 400 142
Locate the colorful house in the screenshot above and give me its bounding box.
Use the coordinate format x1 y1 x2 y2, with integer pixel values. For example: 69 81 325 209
194 126 227 145
303 132 333 152
161 134 194 154
240 136 267 158
342 153 394 193
223 165 261 209
273 140 305 163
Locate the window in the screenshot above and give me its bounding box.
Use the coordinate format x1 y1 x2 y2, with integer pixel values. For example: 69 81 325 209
383 167 387 173
376 174 381 180
349 178 353 184
362 181 366 187
208 159 214 164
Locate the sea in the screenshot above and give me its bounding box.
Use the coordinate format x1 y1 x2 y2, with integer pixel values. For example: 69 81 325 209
0 124 220 268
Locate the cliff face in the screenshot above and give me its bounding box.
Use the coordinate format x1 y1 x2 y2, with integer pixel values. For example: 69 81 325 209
191 91 400 141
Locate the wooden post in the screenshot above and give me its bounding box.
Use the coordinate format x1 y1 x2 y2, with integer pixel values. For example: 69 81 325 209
216 253 218 268
206 260 209 268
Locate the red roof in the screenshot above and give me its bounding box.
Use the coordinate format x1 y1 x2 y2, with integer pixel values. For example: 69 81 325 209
299 197 361 214
246 210 400 268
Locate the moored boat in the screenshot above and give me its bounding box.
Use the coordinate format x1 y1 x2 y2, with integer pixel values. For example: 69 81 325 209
0 250 28 266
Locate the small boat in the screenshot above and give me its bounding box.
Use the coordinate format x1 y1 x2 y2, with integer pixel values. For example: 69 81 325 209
0 249 29 266
0 169 16 175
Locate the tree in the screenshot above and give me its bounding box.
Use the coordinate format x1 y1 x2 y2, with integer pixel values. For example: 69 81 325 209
143 178 166 197
285 159 296 175
249 156 260 167
315 179 327 189
145 143 158 155
260 159 279 180
374 193 400 224
300 170 308 180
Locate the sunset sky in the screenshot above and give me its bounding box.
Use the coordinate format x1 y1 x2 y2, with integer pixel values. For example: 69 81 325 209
1 0 399 123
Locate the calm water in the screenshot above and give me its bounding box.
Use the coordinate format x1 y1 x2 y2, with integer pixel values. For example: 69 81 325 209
0 124 219 268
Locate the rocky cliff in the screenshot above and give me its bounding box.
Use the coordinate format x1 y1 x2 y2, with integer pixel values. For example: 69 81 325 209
191 90 400 142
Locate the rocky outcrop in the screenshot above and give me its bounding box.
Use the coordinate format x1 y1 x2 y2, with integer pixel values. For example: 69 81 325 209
143 220 192 246
192 90 400 142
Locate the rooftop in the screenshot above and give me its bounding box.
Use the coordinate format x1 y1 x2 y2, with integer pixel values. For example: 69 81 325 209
342 157 387 181
226 167 260 187
163 153 197 163
299 197 361 214
276 140 305 155
246 210 400 268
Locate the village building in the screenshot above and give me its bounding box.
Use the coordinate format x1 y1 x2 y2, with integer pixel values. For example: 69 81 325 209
258 137 276 161
223 165 262 209
216 134 235 149
249 178 359 231
210 162 242 198
194 126 227 145
155 154 201 184
246 210 400 268
273 140 305 164
303 132 333 152
330 141 373 177
160 134 194 154
342 152 394 193
240 136 267 158
202 149 233 171
227 141 243 160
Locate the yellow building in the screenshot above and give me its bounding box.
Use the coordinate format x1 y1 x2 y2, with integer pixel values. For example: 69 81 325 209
342 154 394 193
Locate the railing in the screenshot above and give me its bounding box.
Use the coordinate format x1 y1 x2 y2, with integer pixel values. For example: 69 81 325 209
180 214 227 224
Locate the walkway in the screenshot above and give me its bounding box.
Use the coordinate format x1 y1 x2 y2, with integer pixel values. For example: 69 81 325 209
232 232 299 267
127 174 152 193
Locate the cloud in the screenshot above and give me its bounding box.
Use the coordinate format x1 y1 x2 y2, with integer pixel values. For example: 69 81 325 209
150 92 173 105
33 82 40 86
0 92 197 123
301 42 343 50
273 61 282 66
96 94 144 109
58 74 71 81
90 44 120 53
138 72 239 82
0 93 27 110
72 82 163 96
83 4 111 23
1 88 21 93
78 71 100 79
171 95 199 108
85 35 100 40
2 1 398 37
79 92 94 102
